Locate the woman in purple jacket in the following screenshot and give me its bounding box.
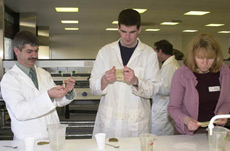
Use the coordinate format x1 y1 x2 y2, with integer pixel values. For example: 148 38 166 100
168 33 230 135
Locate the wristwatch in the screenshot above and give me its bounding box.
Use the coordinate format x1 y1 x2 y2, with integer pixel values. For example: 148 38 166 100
133 78 139 87
133 83 138 87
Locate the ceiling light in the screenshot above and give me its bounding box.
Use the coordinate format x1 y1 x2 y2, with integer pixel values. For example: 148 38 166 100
160 22 179 25
184 11 210 15
205 24 224 27
106 28 118 31
61 20 79 24
133 8 147 14
38 31 49 37
112 21 118 24
218 31 230 33
183 30 198 32
55 7 79 12
145 29 160 31
20 22 36 28
65 28 79 30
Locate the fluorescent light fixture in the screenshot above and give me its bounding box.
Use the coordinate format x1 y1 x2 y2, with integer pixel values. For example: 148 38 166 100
183 30 198 32
133 8 147 14
145 29 160 31
112 21 118 24
184 11 210 15
20 22 36 28
160 22 179 25
61 20 79 24
106 28 118 31
205 24 224 27
218 31 230 33
65 28 79 30
55 7 79 12
38 31 49 37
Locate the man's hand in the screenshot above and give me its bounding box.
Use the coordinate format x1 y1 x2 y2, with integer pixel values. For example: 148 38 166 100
123 66 138 85
63 77 76 92
101 66 116 90
48 86 68 99
103 66 116 84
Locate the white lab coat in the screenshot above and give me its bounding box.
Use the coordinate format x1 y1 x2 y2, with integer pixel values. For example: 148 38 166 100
151 55 180 135
1 65 76 140
90 39 161 138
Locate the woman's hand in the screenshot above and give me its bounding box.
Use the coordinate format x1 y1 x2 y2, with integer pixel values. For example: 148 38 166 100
216 113 228 126
216 118 227 126
184 116 200 131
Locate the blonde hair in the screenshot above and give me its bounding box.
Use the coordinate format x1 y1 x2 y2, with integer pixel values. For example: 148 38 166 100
184 33 223 73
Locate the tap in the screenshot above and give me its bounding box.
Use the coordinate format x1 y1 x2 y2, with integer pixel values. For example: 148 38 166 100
208 114 230 135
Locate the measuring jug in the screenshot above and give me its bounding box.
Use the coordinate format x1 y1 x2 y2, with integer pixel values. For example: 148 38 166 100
208 126 230 151
47 124 67 151
139 133 157 151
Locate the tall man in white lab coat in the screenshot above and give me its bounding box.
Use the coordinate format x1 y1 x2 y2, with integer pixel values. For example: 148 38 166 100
1 31 76 140
90 9 161 138
151 40 180 135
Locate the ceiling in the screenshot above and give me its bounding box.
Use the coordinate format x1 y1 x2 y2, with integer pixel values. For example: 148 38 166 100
4 0 230 35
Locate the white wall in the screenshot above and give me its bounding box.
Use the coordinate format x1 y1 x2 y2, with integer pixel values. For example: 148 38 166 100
38 46 50 59
182 34 230 59
50 33 120 59
49 32 230 60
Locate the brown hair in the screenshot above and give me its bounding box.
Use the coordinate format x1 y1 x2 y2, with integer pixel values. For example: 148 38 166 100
184 33 223 73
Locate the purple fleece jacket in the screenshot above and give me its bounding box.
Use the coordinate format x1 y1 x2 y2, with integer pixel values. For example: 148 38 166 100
168 63 230 135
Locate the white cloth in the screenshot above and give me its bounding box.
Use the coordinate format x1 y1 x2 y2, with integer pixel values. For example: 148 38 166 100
151 55 180 135
1 65 76 140
90 39 161 138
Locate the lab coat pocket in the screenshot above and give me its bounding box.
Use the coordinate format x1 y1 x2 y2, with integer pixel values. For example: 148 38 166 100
127 108 145 132
98 106 113 130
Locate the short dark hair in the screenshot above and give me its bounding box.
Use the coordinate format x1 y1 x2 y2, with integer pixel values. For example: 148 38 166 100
118 9 141 29
154 40 173 55
13 31 39 51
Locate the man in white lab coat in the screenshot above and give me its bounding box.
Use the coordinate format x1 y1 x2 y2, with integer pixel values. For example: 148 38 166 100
90 9 161 138
151 40 180 135
1 31 76 140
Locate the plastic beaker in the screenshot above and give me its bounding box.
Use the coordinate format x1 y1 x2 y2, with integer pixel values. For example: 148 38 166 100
47 124 67 151
208 126 230 151
139 133 156 151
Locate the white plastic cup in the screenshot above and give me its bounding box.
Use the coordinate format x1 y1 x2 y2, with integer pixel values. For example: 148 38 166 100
95 133 106 150
24 137 35 151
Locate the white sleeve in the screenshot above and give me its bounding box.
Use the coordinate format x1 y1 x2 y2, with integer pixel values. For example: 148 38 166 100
132 50 161 98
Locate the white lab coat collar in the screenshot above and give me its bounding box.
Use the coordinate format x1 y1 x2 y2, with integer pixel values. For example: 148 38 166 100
12 64 39 91
162 55 177 67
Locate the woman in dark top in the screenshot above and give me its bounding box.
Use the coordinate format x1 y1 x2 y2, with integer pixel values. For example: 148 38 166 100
168 33 230 135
